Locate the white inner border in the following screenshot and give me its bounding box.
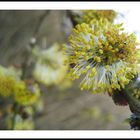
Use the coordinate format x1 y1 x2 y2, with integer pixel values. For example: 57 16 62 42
0 1 140 138
0 130 139 138
0 2 139 10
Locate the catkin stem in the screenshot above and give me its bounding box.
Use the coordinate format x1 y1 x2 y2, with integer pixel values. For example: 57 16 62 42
11 102 19 130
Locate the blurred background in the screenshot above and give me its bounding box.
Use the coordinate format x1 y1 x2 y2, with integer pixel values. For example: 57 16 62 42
0 10 138 130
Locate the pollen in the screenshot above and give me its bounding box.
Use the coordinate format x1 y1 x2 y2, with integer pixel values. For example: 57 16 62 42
64 18 140 94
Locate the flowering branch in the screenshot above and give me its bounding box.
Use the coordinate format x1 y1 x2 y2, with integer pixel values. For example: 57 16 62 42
65 10 140 130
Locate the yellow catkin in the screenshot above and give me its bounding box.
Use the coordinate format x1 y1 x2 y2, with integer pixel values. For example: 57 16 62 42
0 76 15 97
13 81 40 106
82 10 117 23
64 19 139 94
